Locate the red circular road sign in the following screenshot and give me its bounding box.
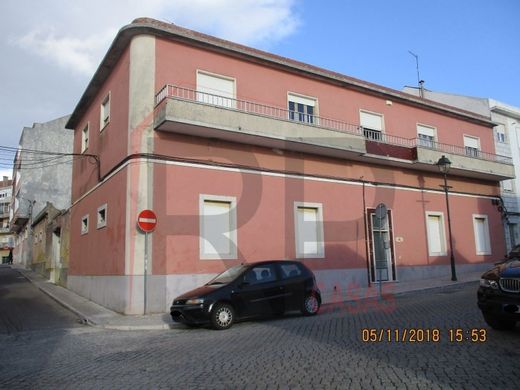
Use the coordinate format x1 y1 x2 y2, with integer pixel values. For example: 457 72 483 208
137 209 157 233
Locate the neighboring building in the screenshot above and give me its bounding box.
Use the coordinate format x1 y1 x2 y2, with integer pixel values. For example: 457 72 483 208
10 115 73 270
0 177 13 262
403 87 520 252
66 18 513 314
31 202 69 285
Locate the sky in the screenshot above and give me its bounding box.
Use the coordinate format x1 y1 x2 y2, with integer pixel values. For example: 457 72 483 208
1 0 519 178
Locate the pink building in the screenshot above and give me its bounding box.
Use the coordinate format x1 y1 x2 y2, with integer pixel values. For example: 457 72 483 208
66 18 514 314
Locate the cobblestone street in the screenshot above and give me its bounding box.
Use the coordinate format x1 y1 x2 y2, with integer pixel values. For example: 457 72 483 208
1 281 519 389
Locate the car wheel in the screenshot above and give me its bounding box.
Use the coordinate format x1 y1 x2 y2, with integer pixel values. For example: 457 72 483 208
211 303 235 330
301 294 320 316
483 313 516 331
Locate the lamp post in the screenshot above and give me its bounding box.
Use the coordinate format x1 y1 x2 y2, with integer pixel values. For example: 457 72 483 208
436 155 457 281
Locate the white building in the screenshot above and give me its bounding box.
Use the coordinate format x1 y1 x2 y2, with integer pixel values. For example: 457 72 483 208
403 87 520 251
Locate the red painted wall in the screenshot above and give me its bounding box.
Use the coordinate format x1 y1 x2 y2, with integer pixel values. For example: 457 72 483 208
155 38 494 153
71 47 131 202
69 169 127 276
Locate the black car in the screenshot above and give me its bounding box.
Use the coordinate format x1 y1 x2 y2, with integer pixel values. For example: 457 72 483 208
477 245 520 330
170 260 321 330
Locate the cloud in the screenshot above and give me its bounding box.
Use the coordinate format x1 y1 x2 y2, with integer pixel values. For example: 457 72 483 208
10 0 300 77
168 0 301 46
16 28 117 76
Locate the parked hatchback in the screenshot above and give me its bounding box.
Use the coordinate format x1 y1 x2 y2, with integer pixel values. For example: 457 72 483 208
170 261 321 330
477 245 520 330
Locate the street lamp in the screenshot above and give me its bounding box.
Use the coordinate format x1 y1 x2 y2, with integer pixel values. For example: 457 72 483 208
436 155 457 281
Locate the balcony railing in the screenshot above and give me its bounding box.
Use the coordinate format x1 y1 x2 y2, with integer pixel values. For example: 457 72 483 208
155 84 512 165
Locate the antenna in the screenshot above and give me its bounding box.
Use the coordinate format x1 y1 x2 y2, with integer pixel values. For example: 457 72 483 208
408 50 425 98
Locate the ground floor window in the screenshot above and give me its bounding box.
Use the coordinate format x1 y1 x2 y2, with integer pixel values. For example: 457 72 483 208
425 212 447 256
473 215 491 255
199 195 237 259
294 202 324 258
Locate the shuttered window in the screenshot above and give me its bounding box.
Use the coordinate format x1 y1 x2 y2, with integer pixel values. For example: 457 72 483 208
473 215 491 255
360 111 384 140
200 195 237 259
196 71 236 108
426 212 446 256
464 135 480 157
294 202 324 258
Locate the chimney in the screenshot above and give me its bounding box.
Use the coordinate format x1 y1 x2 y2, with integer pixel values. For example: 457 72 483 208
419 80 425 99
2 176 7 186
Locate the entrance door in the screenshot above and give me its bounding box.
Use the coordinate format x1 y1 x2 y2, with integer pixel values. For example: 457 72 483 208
367 209 395 282
50 230 61 284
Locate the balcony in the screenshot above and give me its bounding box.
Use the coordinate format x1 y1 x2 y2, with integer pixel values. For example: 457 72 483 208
155 85 367 159
155 85 514 181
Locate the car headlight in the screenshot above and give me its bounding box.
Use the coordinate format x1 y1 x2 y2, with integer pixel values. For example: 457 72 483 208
480 278 499 289
186 298 205 305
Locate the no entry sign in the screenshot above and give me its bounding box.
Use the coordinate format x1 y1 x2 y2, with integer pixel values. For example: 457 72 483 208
137 209 157 233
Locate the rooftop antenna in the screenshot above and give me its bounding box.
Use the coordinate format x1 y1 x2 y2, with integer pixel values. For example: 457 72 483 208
408 50 425 98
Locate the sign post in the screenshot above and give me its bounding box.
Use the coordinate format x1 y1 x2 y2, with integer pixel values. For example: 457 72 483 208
137 209 157 315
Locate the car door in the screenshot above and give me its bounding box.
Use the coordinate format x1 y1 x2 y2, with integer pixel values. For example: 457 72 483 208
277 262 306 311
234 264 284 317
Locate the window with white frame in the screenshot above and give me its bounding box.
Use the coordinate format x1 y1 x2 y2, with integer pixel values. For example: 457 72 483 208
97 204 107 229
496 125 506 143
425 212 447 256
199 195 237 259
196 71 236 108
81 215 89 235
100 93 111 130
288 93 317 124
463 135 480 157
473 215 491 255
503 179 514 192
81 123 89 153
294 202 324 258
360 110 384 140
417 124 436 148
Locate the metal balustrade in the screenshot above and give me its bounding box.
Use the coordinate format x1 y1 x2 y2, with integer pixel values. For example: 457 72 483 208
156 84 512 165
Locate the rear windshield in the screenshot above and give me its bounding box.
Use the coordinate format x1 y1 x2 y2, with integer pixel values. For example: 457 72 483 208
206 265 247 285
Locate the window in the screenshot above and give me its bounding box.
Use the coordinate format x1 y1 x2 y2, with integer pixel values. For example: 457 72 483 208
417 124 436 148
196 71 236 108
279 263 304 279
360 110 384 140
199 195 237 259
294 202 324 258
288 93 316 124
244 264 278 285
81 215 89 235
425 212 447 256
97 204 107 229
81 123 89 153
463 135 480 157
100 93 111 130
503 179 514 192
496 125 506 143
473 215 491 255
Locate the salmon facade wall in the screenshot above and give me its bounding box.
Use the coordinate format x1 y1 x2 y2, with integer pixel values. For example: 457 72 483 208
69 168 127 276
71 46 131 202
151 156 505 277
154 38 494 153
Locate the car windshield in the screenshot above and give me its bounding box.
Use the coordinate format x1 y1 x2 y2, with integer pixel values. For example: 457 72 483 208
206 265 248 285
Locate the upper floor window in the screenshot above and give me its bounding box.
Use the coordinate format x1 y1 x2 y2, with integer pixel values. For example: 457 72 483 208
360 110 384 140
196 71 236 108
97 204 107 229
495 125 506 143
100 93 111 131
463 135 480 157
503 179 514 192
81 123 89 153
417 124 436 148
288 93 316 124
